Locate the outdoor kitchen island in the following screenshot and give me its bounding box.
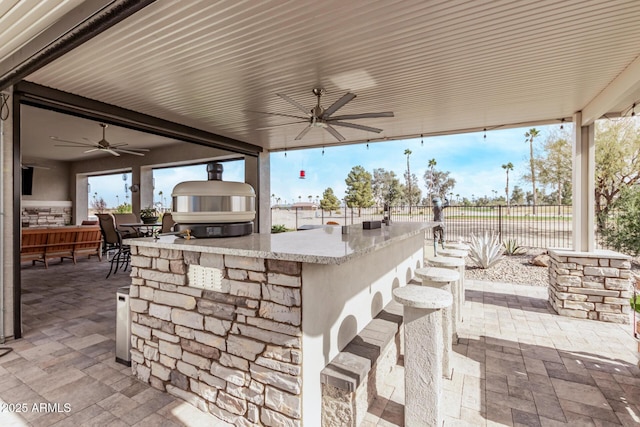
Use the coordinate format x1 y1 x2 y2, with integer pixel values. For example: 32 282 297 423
124 222 431 426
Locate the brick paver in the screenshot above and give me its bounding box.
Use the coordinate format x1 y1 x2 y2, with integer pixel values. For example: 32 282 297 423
364 280 640 426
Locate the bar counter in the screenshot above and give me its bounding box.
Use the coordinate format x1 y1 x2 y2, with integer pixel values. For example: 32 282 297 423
125 222 432 425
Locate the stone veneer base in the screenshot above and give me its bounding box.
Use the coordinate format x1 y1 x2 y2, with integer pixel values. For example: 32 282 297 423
548 248 632 324
129 246 303 426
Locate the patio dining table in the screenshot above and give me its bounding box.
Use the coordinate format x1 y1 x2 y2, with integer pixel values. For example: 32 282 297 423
121 222 162 237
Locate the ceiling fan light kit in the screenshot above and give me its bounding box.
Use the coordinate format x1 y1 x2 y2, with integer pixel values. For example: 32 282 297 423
51 123 150 157
252 88 394 142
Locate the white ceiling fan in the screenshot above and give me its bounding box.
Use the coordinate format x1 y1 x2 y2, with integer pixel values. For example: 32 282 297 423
51 123 150 157
250 88 394 142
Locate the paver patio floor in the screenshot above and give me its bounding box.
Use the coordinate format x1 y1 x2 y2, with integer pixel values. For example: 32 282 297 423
364 280 640 426
2 259 639 426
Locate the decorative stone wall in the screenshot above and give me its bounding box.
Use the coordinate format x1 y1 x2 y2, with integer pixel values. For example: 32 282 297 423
548 249 632 324
21 201 72 227
129 246 303 426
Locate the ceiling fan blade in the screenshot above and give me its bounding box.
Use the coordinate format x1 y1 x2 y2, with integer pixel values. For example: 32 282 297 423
110 143 150 152
330 121 383 133
51 137 93 146
321 92 356 119
294 125 313 141
256 121 308 131
324 124 346 142
245 110 308 121
327 112 394 120
84 148 100 153
56 143 98 148
22 163 50 170
276 93 311 116
114 148 146 156
105 149 121 157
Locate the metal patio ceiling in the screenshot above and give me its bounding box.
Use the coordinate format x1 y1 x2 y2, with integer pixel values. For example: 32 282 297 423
10 0 640 153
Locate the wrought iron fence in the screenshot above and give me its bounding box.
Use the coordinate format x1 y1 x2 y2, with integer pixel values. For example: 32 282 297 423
272 204 611 249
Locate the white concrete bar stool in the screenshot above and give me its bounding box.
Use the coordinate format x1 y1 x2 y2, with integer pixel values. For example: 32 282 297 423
393 285 452 427
444 242 470 251
436 249 467 323
438 248 468 258
426 255 465 327
414 266 459 379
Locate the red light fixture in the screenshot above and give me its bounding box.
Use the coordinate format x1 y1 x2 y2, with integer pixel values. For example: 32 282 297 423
299 170 306 179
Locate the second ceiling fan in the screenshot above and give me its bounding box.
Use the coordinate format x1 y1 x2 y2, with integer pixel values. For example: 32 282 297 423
51 123 150 157
252 88 394 142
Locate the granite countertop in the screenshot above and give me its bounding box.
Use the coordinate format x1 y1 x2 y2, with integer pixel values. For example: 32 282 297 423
125 222 434 265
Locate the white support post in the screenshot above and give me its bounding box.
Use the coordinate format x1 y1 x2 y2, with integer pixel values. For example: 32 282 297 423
244 152 271 234
572 112 596 252
139 166 154 214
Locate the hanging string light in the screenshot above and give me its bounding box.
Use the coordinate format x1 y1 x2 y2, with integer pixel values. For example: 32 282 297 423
421 134 424 146
483 128 487 140
560 118 565 129
366 140 369 150
632 103 636 117
322 146 325 156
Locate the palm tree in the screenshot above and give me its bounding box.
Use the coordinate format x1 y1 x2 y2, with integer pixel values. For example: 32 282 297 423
502 162 514 214
404 149 413 214
524 128 540 214
428 158 437 202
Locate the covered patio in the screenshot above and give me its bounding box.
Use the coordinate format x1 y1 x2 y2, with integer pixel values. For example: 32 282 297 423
3 0 640 340
2 1 640 425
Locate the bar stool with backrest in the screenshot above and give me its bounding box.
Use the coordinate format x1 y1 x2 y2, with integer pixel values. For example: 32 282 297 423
97 213 131 278
161 212 176 233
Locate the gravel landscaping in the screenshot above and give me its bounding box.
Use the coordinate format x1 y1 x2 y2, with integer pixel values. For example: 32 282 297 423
464 249 550 287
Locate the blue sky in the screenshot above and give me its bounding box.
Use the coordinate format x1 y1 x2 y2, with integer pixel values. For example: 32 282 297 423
89 124 564 209
270 124 564 205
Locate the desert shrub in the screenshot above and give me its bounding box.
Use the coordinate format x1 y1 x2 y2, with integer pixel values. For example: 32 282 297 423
271 224 288 233
468 231 504 268
601 186 640 256
503 239 526 256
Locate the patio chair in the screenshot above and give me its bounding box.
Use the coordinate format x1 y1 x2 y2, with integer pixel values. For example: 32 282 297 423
97 213 131 278
161 212 175 233
112 212 139 238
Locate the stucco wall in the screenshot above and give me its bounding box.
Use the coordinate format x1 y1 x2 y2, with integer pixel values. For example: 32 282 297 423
301 233 424 424
21 160 70 201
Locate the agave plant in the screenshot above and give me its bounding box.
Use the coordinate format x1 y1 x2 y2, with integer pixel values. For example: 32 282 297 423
468 231 504 268
503 238 526 256
271 224 288 233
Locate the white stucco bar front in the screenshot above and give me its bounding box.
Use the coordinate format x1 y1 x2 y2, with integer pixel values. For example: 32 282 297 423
125 222 431 425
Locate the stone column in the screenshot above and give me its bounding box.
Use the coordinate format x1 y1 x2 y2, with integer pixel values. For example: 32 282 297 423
426 255 465 326
548 248 632 323
393 285 452 427
414 266 459 379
